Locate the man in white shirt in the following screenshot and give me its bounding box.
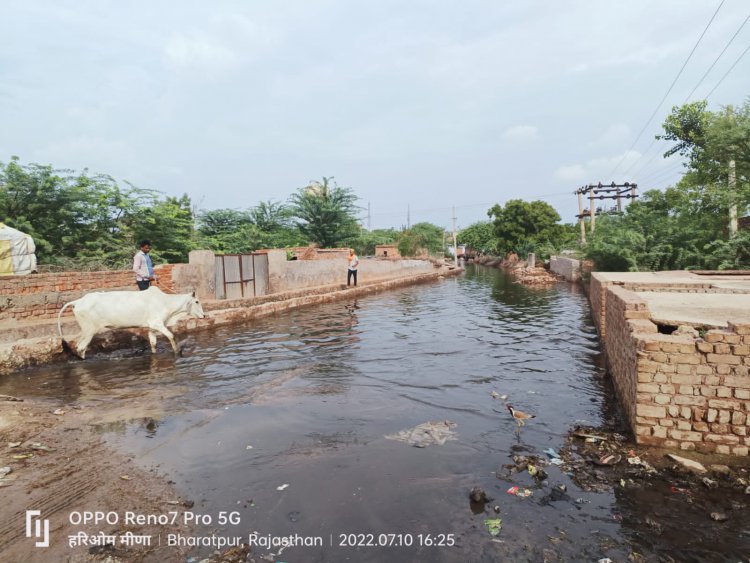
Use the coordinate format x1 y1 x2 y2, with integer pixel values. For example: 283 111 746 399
133 239 157 290
347 249 359 287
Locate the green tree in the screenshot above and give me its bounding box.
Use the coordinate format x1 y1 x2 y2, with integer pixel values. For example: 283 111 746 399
397 222 445 257
457 221 497 254
0 157 194 269
487 199 562 254
197 209 259 253
350 227 398 256
136 194 195 263
289 177 360 248
586 98 750 272
583 215 646 271
249 200 304 248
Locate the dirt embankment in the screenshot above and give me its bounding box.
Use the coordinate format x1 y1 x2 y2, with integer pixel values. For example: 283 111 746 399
0 395 195 563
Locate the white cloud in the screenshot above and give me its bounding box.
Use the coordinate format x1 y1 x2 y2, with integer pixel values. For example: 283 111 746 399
162 13 280 74
164 34 240 72
501 125 538 142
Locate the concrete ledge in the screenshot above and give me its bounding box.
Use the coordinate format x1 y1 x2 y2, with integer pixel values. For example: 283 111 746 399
0 267 461 374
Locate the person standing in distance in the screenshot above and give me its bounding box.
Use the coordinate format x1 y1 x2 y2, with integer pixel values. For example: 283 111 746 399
347 249 359 287
133 239 157 290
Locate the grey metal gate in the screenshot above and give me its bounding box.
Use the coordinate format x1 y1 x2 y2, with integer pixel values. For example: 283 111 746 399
214 253 269 299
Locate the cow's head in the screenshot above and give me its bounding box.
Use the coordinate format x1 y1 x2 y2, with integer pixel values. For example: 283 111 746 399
187 291 205 319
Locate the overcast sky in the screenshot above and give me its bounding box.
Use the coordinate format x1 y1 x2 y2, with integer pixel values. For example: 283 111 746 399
1 1 748 229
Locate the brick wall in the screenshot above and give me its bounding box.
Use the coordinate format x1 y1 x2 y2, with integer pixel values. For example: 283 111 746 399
589 273 610 338
601 285 653 432
0 264 176 322
600 283 750 457
633 322 750 456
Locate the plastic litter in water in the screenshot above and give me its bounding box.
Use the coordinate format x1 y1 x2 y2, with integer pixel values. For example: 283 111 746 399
506 486 533 498
277 484 290 491
484 518 502 536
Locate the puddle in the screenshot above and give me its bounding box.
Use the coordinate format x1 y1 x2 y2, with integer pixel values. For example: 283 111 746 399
2 265 748 561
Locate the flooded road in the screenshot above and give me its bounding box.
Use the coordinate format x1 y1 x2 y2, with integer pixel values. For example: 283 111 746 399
2 265 749 562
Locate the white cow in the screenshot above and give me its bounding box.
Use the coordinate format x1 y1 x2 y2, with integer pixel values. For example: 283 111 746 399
57 286 205 359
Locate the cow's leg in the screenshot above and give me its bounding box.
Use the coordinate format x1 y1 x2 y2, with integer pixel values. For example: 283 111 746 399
75 329 96 359
150 322 178 354
147 330 158 353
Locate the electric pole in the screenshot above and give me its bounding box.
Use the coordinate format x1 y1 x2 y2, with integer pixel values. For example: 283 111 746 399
367 201 371 230
452 206 458 268
577 189 586 244
407 204 411 229
728 107 738 237
575 183 638 236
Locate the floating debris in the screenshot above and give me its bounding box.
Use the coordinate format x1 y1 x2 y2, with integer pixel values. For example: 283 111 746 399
591 454 621 467
52 408 65 416
0 467 11 479
572 432 606 442
702 478 718 490
12 453 33 460
30 443 54 452
277 484 290 491
506 486 533 498
484 518 503 536
385 420 458 448
710 512 728 522
667 454 707 475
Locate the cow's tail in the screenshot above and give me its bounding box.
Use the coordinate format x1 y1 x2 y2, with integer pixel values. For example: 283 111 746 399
57 300 78 353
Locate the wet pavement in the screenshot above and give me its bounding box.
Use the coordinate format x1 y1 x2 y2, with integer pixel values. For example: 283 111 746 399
2 265 749 562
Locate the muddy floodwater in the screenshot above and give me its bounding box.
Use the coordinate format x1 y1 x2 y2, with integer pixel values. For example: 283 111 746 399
3 265 749 562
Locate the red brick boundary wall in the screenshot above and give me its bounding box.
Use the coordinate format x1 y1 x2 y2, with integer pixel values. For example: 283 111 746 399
0 265 176 321
595 279 750 456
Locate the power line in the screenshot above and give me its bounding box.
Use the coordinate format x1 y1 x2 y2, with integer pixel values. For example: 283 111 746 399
683 12 750 102
705 41 750 99
637 161 686 186
628 143 671 178
362 192 571 220
607 0 725 179
624 8 748 180
638 158 684 180
627 15 749 182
